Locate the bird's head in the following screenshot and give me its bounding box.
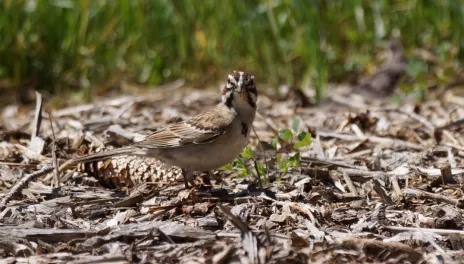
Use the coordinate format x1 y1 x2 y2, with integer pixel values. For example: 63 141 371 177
222 71 258 110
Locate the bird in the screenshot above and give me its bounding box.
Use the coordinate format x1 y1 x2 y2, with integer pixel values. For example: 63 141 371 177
353 39 408 99
59 71 258 189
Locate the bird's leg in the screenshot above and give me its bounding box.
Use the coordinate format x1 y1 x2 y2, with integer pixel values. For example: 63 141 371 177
181 169 197 189
199 171 212 186
181 168 189 188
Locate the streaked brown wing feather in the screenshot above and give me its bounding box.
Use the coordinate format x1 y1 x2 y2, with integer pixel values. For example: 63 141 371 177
134 104 236 149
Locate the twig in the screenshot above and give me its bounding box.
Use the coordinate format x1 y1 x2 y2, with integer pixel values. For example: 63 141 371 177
403 187 463 208
217 204 251 233
48 111 60 187
442 129 460 145
51 95 145 117
318 130 426 151
390 175 403 198
372 179 394 205
217 204 262 264
443 142 464 151
375 106 435 132
28 92 45 156
0 164 54 211
14 144 50 162
385 226 464 235
437 116 464 131
212 244 235 264
0 162 37 167
301 157 364 170
342 172 358 196
329 94 368 110
338 168 388 178
312 133 326 159
31 91 43 138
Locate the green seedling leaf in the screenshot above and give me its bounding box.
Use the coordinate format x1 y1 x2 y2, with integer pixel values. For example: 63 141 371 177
280 159 291 172
279 128 293 142
219 162 234 170
236 162 246 170
241 146 254 158
294 132 312 148
271 137 279 149
292 117 300 133
289 152 301 167
255 161 265 175
229 157 246 170
276 153 282 163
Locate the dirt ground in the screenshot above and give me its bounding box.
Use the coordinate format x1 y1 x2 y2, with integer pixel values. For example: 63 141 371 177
0 83 463 263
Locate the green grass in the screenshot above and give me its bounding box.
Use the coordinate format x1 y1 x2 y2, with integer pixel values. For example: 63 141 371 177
0 0 462 101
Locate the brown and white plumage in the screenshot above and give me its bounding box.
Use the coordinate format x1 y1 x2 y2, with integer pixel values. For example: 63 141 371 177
137 103 236 148
59 71 258 188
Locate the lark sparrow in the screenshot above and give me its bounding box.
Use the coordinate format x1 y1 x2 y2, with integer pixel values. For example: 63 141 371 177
59 71 258 188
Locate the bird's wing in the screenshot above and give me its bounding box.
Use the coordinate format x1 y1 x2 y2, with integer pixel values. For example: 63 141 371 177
135 104 236 148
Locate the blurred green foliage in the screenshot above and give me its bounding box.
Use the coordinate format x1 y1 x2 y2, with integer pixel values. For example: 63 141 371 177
0 0 462 100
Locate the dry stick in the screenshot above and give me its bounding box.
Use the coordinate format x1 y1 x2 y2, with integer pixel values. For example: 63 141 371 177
313 133 326 159
48 111 60 187
217 204 263 264
390 175 403 198
372 179 394 205
0 164 54 211
0 162 37 167
14 144 50 162
338 167 388 177
385 226 464 236
301 156 364 170
31 91 43 138
441 129 460 145
375 107 436 132
27 92 45 157
403 187 462 207
438 116 464 131
330 96 437 134
217 204 251 233
342 172 358 196
212 244 235 264
317 130 426 151
329 94 368 110
443 142 464 151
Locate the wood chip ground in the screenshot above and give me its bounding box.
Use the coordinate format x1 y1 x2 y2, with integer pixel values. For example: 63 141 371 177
0 85 463 263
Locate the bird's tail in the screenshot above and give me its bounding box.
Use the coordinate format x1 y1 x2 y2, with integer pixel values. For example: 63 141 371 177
59 146 138 171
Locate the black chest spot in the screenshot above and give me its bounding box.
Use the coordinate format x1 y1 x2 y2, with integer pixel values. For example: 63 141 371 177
241 123 248 137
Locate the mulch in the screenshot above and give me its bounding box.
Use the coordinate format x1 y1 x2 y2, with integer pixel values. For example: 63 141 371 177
0 83 463 263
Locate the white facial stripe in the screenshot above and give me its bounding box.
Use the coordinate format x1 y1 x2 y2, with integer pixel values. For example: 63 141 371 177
238 72 245 91
228 75 237 86
222 90 234 103
226 82 233 89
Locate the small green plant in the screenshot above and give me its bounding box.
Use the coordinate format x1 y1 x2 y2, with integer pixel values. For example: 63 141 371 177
220 145 266 182
272 117 311 176
220 117 312 183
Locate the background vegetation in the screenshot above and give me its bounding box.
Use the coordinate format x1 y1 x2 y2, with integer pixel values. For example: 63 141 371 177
0 0 462 102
